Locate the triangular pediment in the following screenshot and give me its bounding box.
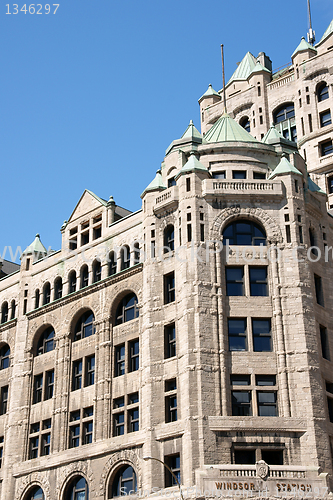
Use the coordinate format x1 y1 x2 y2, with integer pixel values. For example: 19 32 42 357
67 189 107 223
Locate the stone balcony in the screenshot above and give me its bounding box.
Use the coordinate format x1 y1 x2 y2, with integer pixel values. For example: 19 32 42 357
153 186 179 214
202 179 284 200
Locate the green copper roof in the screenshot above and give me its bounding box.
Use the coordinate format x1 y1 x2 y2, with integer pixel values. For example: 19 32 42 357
292 37 317 58
181 120 202 140
22 234 48 257
204 112 258 143
262 123 285 143
268 155 302 179
141 169 166 197
199 84 220 102
249 61 271 76
175 153 208 179
227 52 257 85
308 175 326 195
317 19 333 45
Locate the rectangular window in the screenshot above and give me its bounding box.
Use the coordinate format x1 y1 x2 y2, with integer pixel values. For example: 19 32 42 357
29 436 39 459
72 360 82 391
294 179 299 193
232 391 252 416
114 412 125 436
186 178 191 192
328 398 333 423
234 449 255 464
165 323 176 358
249 267 268 296
69 424 80 448
320 110 332 127
233 171 246 179
212 172 226 179
228 318 247 351
187 224 192 243
128 408 139 432
308 114 313 133
226 267 244 296
45 370 54 400
0 437 3 468
93 225 102 240
314 274 324 306
151 240 156 258
86 355 95 386
299 225 303 244
259 115 263 125
253 172 266 179
113 396 125 409
285 225 291 243
164 454 180 487
257 391 278 416
33 375 43 404
41 433 51 456
252 319 272 352
230 374 251 386
115 345 125 377
165 395 177 423
321 140 333 157
200 224 205 242
306 94 310 104
320 325 330 360
164 272 175 304
129 339 139 372
83 421 93 444
256 375 276 386
128 392 139 404
328 176 333 194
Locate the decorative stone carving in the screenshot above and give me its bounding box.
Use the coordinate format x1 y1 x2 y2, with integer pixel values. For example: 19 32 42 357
256 460 269 480
99 449 142 496
56 460 95 498
16 473 51 500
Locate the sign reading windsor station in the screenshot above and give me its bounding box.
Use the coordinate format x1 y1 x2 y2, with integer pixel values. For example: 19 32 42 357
1 9 333 500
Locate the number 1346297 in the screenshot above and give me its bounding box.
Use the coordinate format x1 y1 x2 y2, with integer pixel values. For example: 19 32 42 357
6 4 59 14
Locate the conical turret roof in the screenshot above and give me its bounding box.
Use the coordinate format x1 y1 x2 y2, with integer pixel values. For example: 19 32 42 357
198 84 220 102
227 52 257 85
292 37 317 58
204 112 257 143
307 175 326 195
268 155 302 180
181 120 202 140
21 234 48 258
175 153 208 179
141 169 166 198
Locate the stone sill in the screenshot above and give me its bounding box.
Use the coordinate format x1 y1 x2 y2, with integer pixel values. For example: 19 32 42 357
208 416 306 432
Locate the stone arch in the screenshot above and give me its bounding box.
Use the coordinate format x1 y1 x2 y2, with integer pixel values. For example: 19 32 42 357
56 461 95 499
99 449 142 498
210 206 283 245
69 305 97 339
26 312 60 353
16 473 51 500
111 288 140 324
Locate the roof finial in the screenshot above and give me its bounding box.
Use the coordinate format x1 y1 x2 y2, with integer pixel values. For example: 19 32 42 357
221 44 227 113
307 0 315 45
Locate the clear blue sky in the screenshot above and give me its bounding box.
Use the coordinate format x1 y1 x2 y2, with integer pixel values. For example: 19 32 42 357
1 0 332 260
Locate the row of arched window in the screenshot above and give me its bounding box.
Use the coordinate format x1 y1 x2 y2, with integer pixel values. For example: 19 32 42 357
0 300 16 324
23 465 136 499
34 246 140 309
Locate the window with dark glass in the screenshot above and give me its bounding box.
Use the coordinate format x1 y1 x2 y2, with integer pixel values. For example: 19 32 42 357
120 246 130 270
34 289 40 309
314 274 324 306
74 311 95 341
1 303 8 324
228 318 247 351
321 140 333 157
320 110 332 127
128 408 139 432
164 225 175 252
0 344 10 370
114 412 125 436
69 424 80 448
109 466 137 498
257 391 277 416
80 265 89 288
109 251 117 276
168 177 176 187
68 270 77 293
83 421 93 444
29 436 39 459
66 476 89 500
256 375 276 386
164 272 175 304
133 243 140 264
115 345 125 377
230 374 250 386
0 386 8 415
129 339 139 372
328 398 333 423
86 355 95 386
212 171 226 179
72 360 82 391
328 176 333 194
37 327 55 355
33 375 43 404
234 449 255 464
249 267 268 296
226 267 244 296
232 391 252 416
165 323 176 358
253 172 266 179
115 294 139 325
240 117 250 133
317 83 329 102
41 430 51 456
45 370 54 400
320 325 330 360
261 450 283 465
252 319 272 352
54 277 62 300
273 103 295 123
0 436 3 468
233 170 246 179
43 283 51 305
165 395 177 423
222 220 266 246
164 454 181 487
92 260 102 283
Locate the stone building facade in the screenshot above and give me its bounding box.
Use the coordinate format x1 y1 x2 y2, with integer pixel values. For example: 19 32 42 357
1 18 333 500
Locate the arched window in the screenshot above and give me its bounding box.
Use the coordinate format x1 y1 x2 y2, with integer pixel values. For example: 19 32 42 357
0 344 10 369
109 251 117 276
68 271 77 294
65 476 89 500
240 116 250 133
80 265 89 289
115 294 139 325
54 277 63 300
35 289 40 309
92 260 102 283
109 466 137 498
317 82 329 102
164 225 175 252
43 282 51 305
222 220 266 246
273 103 297 142
120 246 130 270
133 243 140 264
10 300 16 320
1 302 8 324
37 327 55 355
74 310 95 341
24 486 45 500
